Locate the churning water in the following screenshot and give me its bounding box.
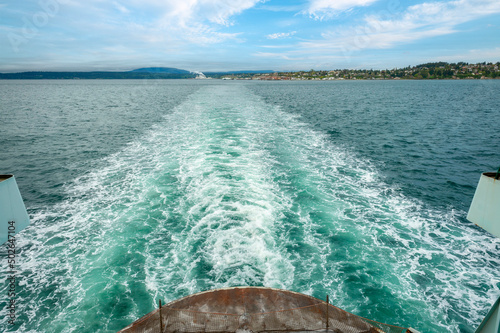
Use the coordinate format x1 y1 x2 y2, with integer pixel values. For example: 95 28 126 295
0 80 499 332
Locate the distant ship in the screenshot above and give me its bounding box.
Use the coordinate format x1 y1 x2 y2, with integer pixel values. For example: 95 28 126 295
194 72 210 79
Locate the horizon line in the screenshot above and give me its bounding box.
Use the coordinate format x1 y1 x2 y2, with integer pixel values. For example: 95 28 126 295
1 60 500 74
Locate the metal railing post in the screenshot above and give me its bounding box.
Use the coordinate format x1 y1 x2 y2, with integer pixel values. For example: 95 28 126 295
326 295 329 332
159 299 163 332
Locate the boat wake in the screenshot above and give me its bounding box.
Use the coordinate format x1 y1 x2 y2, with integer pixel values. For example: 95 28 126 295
2 84 499 333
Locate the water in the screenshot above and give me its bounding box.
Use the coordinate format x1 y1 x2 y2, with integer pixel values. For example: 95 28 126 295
0 79 499 333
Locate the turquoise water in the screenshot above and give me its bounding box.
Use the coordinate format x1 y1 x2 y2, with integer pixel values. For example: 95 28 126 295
0 80 499 332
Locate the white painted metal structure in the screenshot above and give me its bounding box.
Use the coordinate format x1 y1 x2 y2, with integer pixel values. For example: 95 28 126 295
468 172 500 238
0 175 30 245
476 297 500 333
468 172 500 333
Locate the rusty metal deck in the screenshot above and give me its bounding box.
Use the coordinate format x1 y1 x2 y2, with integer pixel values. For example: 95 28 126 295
118 287 408 333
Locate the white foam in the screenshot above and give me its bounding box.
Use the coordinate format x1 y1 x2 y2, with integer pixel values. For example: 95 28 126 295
2 83 499 333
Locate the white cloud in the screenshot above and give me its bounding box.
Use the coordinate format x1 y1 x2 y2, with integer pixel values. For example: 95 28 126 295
266 31 296 39
128 0 264 45
56 0 262 45
301 0 500 54
249 0 500 68
113 1 130 14
253 52 297 60
0 0 263 70
133 0 263 26
203 0 263 26
257 4 303 12
435 47 500 63
259 44 295 49
305 0 379 19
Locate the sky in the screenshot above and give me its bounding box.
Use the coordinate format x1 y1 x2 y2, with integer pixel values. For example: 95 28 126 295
0 0 499 72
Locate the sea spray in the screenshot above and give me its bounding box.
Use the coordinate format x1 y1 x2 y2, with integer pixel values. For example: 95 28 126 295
0 81 499 333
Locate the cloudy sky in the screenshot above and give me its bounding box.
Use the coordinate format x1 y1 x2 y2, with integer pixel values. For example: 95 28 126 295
1 0 499 72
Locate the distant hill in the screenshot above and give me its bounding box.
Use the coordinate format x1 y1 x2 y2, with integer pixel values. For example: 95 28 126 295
0 67 272 79
203 70 275 79
204 70 274 74
130 67 192 74
0 69 196 79
414 61 470 69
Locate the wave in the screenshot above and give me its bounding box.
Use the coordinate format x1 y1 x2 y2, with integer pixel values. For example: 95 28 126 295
1 83 499 333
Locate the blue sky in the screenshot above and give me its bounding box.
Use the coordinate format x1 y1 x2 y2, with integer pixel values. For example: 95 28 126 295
1 0 499 72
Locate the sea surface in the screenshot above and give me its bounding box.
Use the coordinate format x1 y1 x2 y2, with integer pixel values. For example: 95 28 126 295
0 79 499 333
